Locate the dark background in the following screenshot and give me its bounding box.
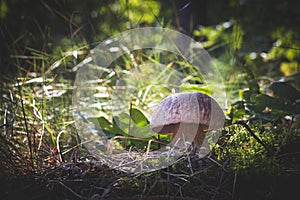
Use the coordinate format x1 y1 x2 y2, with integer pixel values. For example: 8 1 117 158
1 0 300 75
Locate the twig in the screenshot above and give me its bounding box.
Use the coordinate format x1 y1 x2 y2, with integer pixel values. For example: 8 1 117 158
211 171 225 200
145 140 152 156
172 0 182 32
276 152 300 159
16 78 34 165
56 130 65 162
59 181 89 200
186 154 194 174
206 155 229 173
162 171 190 183
232 172 237 200
0 112 15 128
126 101 133 149
235 120 274 155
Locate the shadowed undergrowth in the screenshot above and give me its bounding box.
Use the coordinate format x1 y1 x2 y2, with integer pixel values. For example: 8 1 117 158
0 73 299 199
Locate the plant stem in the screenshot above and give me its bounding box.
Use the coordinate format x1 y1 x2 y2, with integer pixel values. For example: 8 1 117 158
17 79 34 166
235 120 274 155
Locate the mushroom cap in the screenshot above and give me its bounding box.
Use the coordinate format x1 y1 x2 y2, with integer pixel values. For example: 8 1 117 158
150 92 225 134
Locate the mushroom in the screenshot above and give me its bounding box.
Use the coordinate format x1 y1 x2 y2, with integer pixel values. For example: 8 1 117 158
150 92 225 151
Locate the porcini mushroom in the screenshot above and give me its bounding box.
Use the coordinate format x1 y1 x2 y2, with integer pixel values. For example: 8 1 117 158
150 92 225 151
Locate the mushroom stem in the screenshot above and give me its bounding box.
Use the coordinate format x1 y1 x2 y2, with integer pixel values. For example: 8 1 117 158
193 126 206 151
170 123 205 151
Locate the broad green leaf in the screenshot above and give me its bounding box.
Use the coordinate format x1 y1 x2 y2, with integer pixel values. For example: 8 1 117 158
269 81 300 102
250 93 299 114
130 107 149 127
96 117 112 130
90 116 125 134
250 94 283 109
284 102 300 115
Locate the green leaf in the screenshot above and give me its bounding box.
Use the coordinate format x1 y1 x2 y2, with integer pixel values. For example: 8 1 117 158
239 88 252 101
130 107 149 127
232 22 243 50
88 116 125 134
284 102 300 115
251 94 285 111
179 83 213 95
269 81 300 102
250 93 299 115
96 117 112 130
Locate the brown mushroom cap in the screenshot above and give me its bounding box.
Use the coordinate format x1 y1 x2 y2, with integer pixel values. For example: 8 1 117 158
150 92 225 134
